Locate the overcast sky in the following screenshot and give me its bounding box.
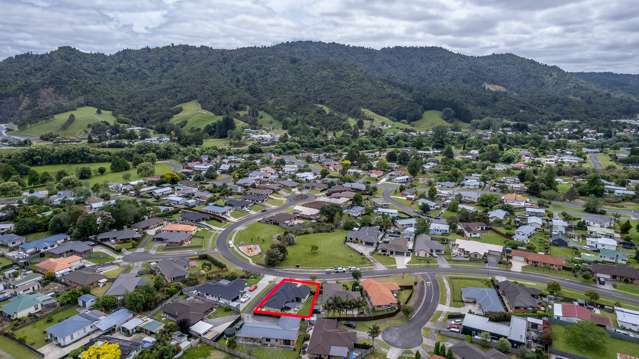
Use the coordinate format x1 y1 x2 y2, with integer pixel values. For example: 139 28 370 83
1 0 638 73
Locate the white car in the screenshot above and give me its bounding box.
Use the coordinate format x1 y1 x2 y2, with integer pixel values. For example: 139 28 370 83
334 267 347 273
240 294 251 303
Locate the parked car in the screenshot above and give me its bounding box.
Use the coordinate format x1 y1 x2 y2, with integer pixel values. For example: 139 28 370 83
247 284 258 292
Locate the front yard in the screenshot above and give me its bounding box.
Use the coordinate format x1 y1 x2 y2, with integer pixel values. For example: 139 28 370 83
13 306 78 348
448 276 491 307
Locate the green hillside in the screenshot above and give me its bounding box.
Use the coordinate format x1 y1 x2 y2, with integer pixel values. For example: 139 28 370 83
30 162 172 186
256 111 282 129
170 101 221 130
411 110 447 130
361 108 411 130
12 106 116 137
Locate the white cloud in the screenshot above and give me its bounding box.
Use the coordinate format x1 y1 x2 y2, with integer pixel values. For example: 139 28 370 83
0 0 637 73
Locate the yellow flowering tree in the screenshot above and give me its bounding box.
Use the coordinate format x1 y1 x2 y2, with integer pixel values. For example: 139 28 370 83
81 342 121 359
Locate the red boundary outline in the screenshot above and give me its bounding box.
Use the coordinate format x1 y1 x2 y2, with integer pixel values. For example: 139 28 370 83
253 278 321 319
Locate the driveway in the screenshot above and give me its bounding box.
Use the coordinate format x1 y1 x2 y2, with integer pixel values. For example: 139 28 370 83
382 274 439 349
510 257 526 272
394 256 411 269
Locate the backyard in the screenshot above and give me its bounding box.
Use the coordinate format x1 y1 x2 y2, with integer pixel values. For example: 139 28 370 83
0 335 41 359
552 323 639 359
13 306 78 348
448 276 492 307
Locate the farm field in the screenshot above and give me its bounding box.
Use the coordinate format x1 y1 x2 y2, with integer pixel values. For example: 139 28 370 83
12 106 116 137
30 161 172 186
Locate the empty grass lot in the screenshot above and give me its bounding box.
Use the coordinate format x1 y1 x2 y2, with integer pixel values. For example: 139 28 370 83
280 230 370 268
12 106 116 138
14 306 78 348
448 276 491 307
30 162 172 186
552 323 639 359
235 223 284 263
411 110 447 130
0 335 40 359
478 230 508 245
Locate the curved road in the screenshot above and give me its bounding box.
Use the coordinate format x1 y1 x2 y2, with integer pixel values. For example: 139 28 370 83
127 192 639 348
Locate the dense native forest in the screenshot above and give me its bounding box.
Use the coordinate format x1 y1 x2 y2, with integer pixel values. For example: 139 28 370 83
1 42 639 129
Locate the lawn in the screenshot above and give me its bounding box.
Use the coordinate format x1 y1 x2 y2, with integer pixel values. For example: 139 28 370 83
235 223 285 263
355 312 409 332
256 111 281 129
181 344 231 359
597 153 617 169
266 197 286 206
24 231 52 242
14 306 78 348
208 305 236 319
206 219 229 228
373 253 397 267
279 230 370 268
103 266 125 279
0 256 12 267
411 110 447 130
30 161 172 186
234 344 299 359
203 138 231 148
613 282 639 296
91 282 111 297
552 323 639 359
230 210 248 219
0 335 40 359
85 252 114 264
361 108 411 131
12 106 116 138
448 276 491 307
550 246 578 258
478 230 508 245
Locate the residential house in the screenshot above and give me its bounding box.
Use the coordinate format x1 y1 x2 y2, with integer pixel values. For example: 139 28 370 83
189 279 247 307
62 267 106 288
429 220 450 235
19 233 68 255
587 226 620 240
584 214 615 228
553 303 611 327
346 226 382 246
525 207 546 218
461 287 506 313
587 237 618 251
307 318 358 358
502 193 529 207
461 222 488 238
361 279 399 310
599 248 628 264
48 241 93 258
377 239 411 257
6 271 43 295
36 255 83 277
513 225 537 242
180 211 211 222
374 208 399 218
461 313 527 346
46 310 103 346
236 315 301 349
202 205 231 216
496 281 543 312
449 342 510 359
95 229 141 243
263 282 311 312
131 217 164 231
105 274 146 297
453 240 503 259
157 258 189 282
1 293 52 319
413 235 444 257
488 209 508 223
616 307 639 332
510 250 565 270
154 231 192 246
163 298 216 326
592 264 639 284
0 234 25 249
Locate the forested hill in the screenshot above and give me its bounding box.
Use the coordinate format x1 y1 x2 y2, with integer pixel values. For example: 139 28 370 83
1 41 638 127
573 72 639 99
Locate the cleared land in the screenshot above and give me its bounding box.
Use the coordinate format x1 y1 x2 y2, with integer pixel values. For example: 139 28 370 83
171 100 247 131
30 161 172 186
279 230 370 268
411 110 447 130
13 106 116 137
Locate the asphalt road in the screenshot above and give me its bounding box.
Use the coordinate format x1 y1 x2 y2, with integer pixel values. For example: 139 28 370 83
589 153 602 170
381 183 422 217
382 273 439 348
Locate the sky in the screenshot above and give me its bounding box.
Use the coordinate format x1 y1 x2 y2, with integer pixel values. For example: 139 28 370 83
1 0 638 73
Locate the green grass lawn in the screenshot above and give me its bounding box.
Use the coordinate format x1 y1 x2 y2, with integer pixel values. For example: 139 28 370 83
24 231 52 242
0 335 40 359
552 323 639 359
597 153 617 169
550 246 578 258
170 100 223 130
234 344 299 359
14 306 78 348
355 312 409 332
181 344 231 359
203 138 231 147
30 161 172 186
0 256 12 267
91 282 111 297
235 223 284 263
256 111 281 129
280 230 370 268
230 210 248 219
208 305 236 319
206 219 229 228
411 110 446 130
478 230 508 245
103 266 124 279
85 252 114 264
266 197 286 206
12 106 116 138
613 282 639 296
373 253 397 267
448 276 491 307
361 108 411 131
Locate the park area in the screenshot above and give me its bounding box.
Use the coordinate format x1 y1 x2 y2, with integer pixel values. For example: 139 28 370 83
279 230 369 268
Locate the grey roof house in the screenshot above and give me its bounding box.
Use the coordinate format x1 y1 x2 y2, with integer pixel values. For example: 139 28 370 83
47 310 104 346
346 226 382 246
95 229 141 243
461 287 506 313
106 274 146 297
157 258 189 282
0 233 25 248
237 315 301 349
190 278 247 306
413 234 444 257
264 282 311 311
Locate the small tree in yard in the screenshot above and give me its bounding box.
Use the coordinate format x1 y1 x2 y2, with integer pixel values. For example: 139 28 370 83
546 281 561 296
310 244 319 255
585 290 600 305
478 331 491 348
368 325 381 347
496 337 511 353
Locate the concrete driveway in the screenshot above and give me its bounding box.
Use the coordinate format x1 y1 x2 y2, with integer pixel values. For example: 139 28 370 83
511 257 526 272
394 256 411 269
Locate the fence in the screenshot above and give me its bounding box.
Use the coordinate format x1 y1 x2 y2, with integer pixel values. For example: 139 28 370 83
0 334 43 358
200 338 257 359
